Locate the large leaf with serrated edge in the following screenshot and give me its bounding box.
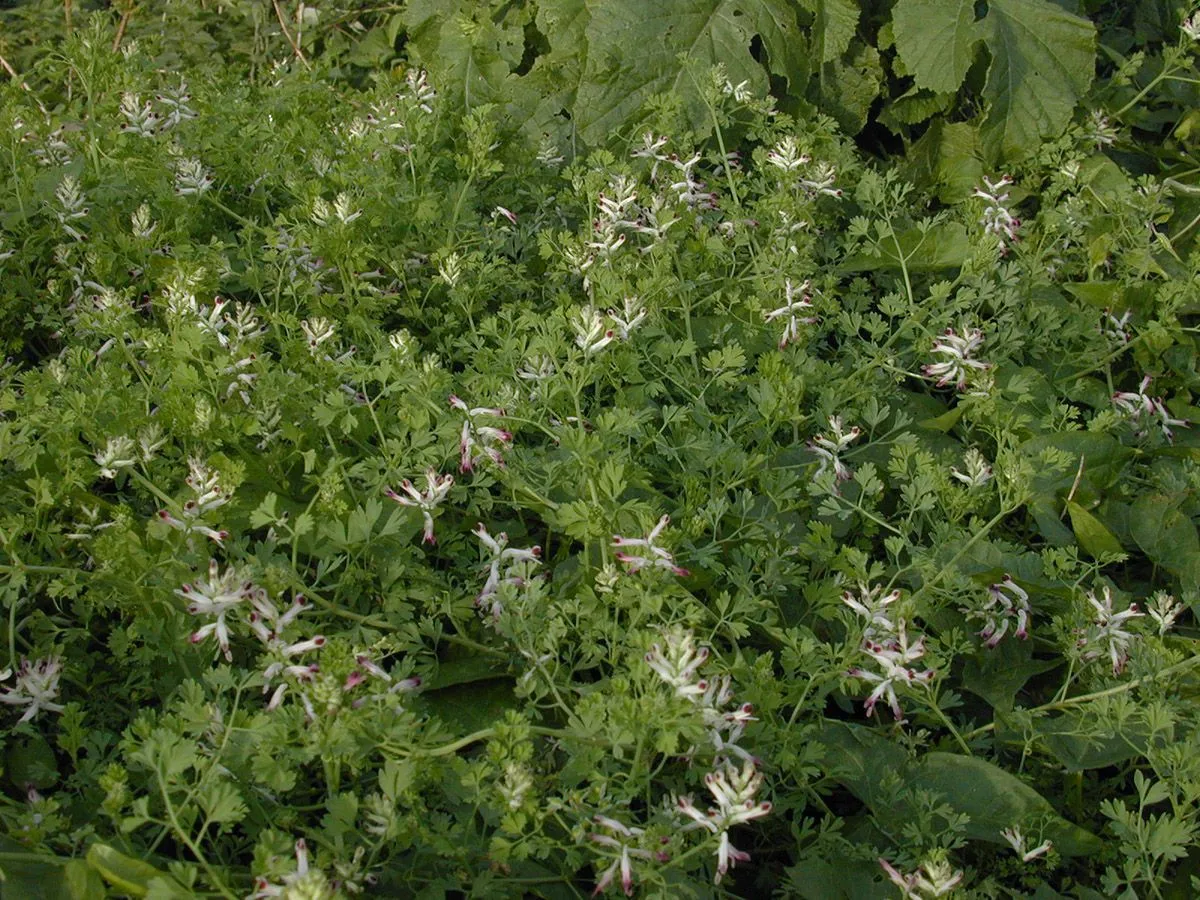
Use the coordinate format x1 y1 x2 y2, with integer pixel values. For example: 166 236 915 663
980 0 1095 160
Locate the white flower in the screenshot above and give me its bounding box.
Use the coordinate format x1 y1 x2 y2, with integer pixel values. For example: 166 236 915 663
608 296 646 340
879 855 964 899
808 415 861 482
765 136 810 173
675 760 771 883
922 325 992 391
53 175 89 241
801 162 842 198
573 305 616 355
842 583 900 641
95 435 138 479
971 575 1031 648
1147 591 1184 636
404 68 436 113
157 458 230 545
950 448 993 488
1184 12 1200 41
173 157 213 196
343 653 421 708
613 514 689 577
450 394 512 472
385 468 454 544
300 317 336 354
974 174 1020 251
473 523 541 621
1100 308 1132 345
764 279 818 349
0 655 66 723
848 620 934 721
589 815 654 896
119 92 159 137
1078 584 1143 675
645 628 710 700
251 839 333 899
1112 375 1189 442
177 559 255 661
1001 826 1053 863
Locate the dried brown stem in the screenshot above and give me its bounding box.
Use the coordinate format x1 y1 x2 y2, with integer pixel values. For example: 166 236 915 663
112 8 135 53
271 0 311 69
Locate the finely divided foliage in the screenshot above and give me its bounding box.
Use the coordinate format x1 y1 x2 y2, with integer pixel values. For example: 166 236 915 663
1 3 1200 899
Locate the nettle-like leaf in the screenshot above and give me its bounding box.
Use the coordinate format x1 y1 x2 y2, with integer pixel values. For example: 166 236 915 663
892 0 1096 159
571 0 807 144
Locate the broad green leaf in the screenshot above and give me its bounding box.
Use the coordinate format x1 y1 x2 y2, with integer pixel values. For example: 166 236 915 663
839 222 970 272
960 637 1058 711
804 0 859 63
1130 494 1200 591
817 40 884 135
979 0 1096 160
63 860 106 900
402 0 523 111
1065 500 1125 559
85 845 179 899
818 722 1101 855
892 0 980 94
571 0 805 144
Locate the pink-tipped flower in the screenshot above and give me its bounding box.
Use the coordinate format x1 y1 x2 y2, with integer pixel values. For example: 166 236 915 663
922 326 992 392
474 523 542 621
0 654 66 723
848 620 934 722
764 279 818 349
612 514 689 577
972 575 1032 648
450 395 512 472
385 468 454 543
1078 584 1143 675
808 415 862 483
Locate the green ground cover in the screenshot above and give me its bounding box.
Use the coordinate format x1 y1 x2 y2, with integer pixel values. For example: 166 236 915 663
3 2 1200 897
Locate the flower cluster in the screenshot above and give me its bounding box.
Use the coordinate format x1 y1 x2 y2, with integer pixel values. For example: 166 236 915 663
969 576 1032 648
342 654 421 709
974 174 1020 252
473 524 542 621
94 435 138 479
842 582 901 642
763 279 818 349
612 514 689 577
157 458 230 545
1077 584 1143 675
248 590 325 716
645 629 757 764
0 654 66 723
588 815 661 896
1112 375 1189 442
848 619 935 722
949 448 994 488
1001 826 1053 863
573 297 648 355
251 839 334 900
676 760 772 883
385 469 454 544
450 395 512 472
808 415 862 483
178 559 256 661
921 326 992 392
879 854 964 899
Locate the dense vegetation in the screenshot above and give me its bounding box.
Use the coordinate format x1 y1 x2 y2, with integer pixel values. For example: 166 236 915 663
2 1 1200 897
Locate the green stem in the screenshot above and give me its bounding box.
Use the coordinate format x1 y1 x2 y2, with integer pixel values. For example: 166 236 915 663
962 653 1200 742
